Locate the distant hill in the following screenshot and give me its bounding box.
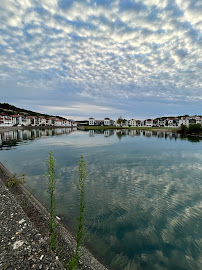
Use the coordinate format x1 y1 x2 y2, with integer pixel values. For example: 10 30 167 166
0 103 65 120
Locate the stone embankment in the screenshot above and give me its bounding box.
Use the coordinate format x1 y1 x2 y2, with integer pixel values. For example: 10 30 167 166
0 164 64 270
0 163 108 270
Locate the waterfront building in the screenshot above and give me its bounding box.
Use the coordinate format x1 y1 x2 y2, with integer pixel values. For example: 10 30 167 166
104 118 110 126
158 118 166 127
129 119 136 127
136 120 142 127
64 120 72 127
144 119 153 127
55 119 63 126
27 116 36 126
46 118 54 126
179 117 189 127
89 118 95 125
122 119 129 127
12 115 23 126
0 114 13 127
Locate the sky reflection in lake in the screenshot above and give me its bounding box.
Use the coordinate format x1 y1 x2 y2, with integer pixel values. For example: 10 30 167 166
0 128 201 270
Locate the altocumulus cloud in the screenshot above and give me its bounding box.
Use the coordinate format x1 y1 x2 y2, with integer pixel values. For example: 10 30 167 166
0 0 201 118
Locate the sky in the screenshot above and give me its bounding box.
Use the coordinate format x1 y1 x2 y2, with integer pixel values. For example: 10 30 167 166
0 0 202 120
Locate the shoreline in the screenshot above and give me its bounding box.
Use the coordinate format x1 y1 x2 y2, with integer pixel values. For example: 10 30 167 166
0 125 178 133
0 162 108 270
78 126 178 133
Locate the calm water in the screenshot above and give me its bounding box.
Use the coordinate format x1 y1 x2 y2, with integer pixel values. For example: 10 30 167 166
0 128 202 270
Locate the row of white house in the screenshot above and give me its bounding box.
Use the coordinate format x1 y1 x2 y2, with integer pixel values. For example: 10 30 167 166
1 114 201 128
86 116 202 127
0 114 77 127
121 117 202 127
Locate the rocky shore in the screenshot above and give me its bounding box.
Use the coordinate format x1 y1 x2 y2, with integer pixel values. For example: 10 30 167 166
0 162 108 270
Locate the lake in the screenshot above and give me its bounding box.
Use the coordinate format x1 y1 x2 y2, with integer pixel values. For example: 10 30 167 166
0 128 201 270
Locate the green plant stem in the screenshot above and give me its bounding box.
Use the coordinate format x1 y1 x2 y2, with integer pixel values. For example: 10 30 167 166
75 155 87 259
45 150 58 251
69 155 87 269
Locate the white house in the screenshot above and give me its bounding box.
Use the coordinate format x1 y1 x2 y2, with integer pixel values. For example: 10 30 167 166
145 119 153 127
89 118 95 125
179 117 189 127
166 118 174 127
55 119 63 126
169 118 179 127
104 118 110 126
46 118 54 126
64 120 72 127
153 119 158 127
195 118 202 125
136 120 142 127
20 116 30 126
0 114 13 127
40 117 47 126
34 116 46 126
27 116 36 126
72 121 77 127
129 119 136 127
12 115 23 126
158 118 166 127
122 119 129 127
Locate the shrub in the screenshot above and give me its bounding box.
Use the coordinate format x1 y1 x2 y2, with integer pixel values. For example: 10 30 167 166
7 173 26 188
187 124 202 134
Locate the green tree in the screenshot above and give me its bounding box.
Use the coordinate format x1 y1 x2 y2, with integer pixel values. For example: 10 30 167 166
187 124 202 134
117 117 123 126
179 124 187 135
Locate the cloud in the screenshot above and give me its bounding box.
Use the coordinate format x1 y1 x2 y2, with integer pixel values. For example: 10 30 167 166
42 104 121 113
37 103 123 119
0 0 201 117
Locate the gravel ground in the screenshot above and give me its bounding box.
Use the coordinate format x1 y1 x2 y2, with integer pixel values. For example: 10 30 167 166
0 162 108 270
0 177 64 270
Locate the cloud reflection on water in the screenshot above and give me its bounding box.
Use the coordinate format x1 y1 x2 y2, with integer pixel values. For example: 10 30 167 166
0 129 201 270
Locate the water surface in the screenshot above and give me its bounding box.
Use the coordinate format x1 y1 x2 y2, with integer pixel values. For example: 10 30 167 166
0 128 201 270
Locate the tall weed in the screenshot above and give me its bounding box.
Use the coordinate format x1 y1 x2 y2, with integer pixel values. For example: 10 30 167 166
69 154 87 269
45 150 59 251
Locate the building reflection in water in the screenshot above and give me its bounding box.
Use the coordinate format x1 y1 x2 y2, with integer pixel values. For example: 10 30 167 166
0 127 199 149
0 128 74 149
86 129 198 142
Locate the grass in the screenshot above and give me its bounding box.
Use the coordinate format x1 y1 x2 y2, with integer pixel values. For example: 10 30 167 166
7 173 26 188
78 125 178 131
